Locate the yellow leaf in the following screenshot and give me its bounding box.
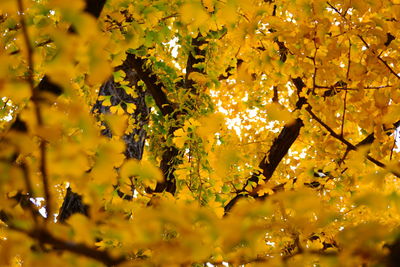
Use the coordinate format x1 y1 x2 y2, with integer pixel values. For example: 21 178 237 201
374 90 389 109
196 113 224 141
174 128 186 137
217 1 238 26
110 105 125 115
188 72 208 86
1 82 31 104
266 103 295 124
173 136 187 149
180 1 209 27
209 198 224 218
35 125 62 142
120 159 163 182
104 113 128 136
256 184 274 197
109 105 118 114
49 0 85 11
173 128 187 148
67 214 92 244
113 70 126 83
202 0 215 12
125 103 136 114
101 96 112 106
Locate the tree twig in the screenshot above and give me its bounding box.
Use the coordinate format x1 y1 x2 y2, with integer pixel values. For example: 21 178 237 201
17 0 52 220
314 85 393 90
358 35 400 80
390 129 397 161
326 2 348 20
341 40 351 137
305 105 400 177
20 161 39 224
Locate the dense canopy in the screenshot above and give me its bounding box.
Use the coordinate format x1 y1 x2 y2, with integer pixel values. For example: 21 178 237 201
1 0 400 266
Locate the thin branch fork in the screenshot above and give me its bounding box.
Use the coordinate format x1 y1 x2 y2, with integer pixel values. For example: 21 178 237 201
357 35 400 80
326 2 348 20
305 105 400 178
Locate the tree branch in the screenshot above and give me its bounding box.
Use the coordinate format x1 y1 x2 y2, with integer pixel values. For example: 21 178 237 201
224 93 306 214
357 35 400 80
126 53 179 194
17 0 52 220
8 225 126 266
258 119 304 181
223 31 308 213
305 105 400 177
128 34 211 195
185 35 207 91
83 0 107 18
126 53 175 117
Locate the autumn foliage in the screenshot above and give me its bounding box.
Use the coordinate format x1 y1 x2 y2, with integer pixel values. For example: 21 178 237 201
2 0 400 266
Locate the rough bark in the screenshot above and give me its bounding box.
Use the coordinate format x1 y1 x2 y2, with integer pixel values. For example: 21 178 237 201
128 53 176 117
92 57 149 160
58 59 149 218
57 187 89 222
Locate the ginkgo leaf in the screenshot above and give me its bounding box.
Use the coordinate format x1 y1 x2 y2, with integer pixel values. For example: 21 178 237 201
173 136 187 149
188 72 208 85
374 90 389 109
125 103 136 114
49 0 85 11
202 0 214 12
173 128 187 148
67 214 93 244
180 1 209 27
1 82 31 104
109 104 125 115
120 159 163 183
217 1 238 26
112 70 126 83
100 96 112 106
266 103 295 124
3 0 400 265
104 113 128 136
196 113 224 141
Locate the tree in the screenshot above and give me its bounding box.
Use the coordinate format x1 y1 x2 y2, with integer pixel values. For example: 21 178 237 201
1 0 400 266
